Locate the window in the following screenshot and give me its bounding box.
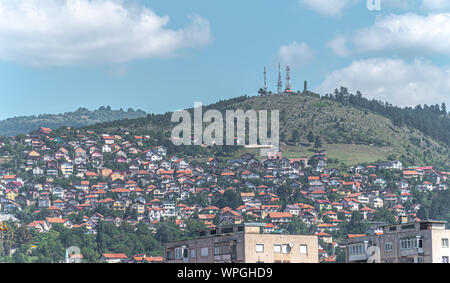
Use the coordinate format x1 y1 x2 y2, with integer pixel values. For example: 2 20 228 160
350 244 365 255
190 249 196 258
400 237 418 250
443 256 449 263
420 223 431 230
274 244 281 253
222 227 234 234
401 224 415 230
282 244 288 254
201 247 208 257
214 245 230 255
175 248 183 259
400 238 409 249
299 244 308 254
385 243 393 252
442 238 449 248
256 244 264 253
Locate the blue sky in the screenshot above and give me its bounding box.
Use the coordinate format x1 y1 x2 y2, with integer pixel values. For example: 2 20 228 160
0 0 449 120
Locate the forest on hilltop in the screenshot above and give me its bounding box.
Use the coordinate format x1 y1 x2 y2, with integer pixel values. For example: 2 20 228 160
0 106 147 137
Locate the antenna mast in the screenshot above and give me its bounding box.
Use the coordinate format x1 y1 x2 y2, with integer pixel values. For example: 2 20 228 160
264 67 267 93
285 65 291 93
277 64 282 93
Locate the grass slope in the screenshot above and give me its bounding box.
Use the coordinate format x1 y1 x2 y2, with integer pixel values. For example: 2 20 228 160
77 93 450 169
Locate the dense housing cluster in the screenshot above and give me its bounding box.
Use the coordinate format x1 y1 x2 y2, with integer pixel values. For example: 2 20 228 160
0 126 449 262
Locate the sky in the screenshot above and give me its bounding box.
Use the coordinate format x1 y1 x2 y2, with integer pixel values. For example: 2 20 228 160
0 0 449 120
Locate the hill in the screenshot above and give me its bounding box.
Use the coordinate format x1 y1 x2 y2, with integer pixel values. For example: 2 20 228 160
80 92 449 170
0 106 147 137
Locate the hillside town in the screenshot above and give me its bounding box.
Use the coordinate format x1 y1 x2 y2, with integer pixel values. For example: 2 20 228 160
0 126 449 263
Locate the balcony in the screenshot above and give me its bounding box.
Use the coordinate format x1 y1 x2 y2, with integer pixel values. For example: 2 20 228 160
400 248 424 257
348 253 368 262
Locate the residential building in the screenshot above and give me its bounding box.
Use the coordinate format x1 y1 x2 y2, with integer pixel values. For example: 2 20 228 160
346 220 450 263
164 223 318 263
101 253 129 263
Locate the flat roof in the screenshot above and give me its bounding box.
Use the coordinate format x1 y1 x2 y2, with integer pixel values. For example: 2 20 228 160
383 220 447 228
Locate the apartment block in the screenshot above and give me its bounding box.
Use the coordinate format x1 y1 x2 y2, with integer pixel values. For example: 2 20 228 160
164 223 318 263
346 220 450 263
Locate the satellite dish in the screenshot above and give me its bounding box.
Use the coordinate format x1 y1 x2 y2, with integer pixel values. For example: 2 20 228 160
289 242 294 248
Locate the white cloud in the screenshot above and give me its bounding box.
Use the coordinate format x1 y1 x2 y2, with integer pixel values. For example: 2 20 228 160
278 41 314 67
300 0 358 17
0 0 212 66
381 0 450 11
329 13 450 56
421 0 450 11
300 0 450 17
327 36 350 57
315 58 450 107
382 0 417 10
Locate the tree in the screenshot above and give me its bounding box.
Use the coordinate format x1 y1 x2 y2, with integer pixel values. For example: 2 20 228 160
155 222 182 244
341 211 369 234
184 219 207 238
307 131 315 144
417 206 430 221
314 136 322 148
280 131 286 141
284 218 310 235
336 247 346 263
372 208 396 224
32 231 65 263
291 130 300 143
12 249 27 263
213 190 243 210
14 225 32 246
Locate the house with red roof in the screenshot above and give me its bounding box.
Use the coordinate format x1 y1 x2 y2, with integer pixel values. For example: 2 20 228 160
101 253 128 263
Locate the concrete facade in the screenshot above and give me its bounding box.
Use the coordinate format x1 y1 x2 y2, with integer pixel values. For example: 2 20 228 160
346 220 450 263
164 223 318 263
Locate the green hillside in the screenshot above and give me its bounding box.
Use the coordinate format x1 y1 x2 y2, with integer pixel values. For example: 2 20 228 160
0 106 147 137
81 92 449 170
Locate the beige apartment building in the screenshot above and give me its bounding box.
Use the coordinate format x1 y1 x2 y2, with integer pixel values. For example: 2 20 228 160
346 220 450 263
164 223 318 263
